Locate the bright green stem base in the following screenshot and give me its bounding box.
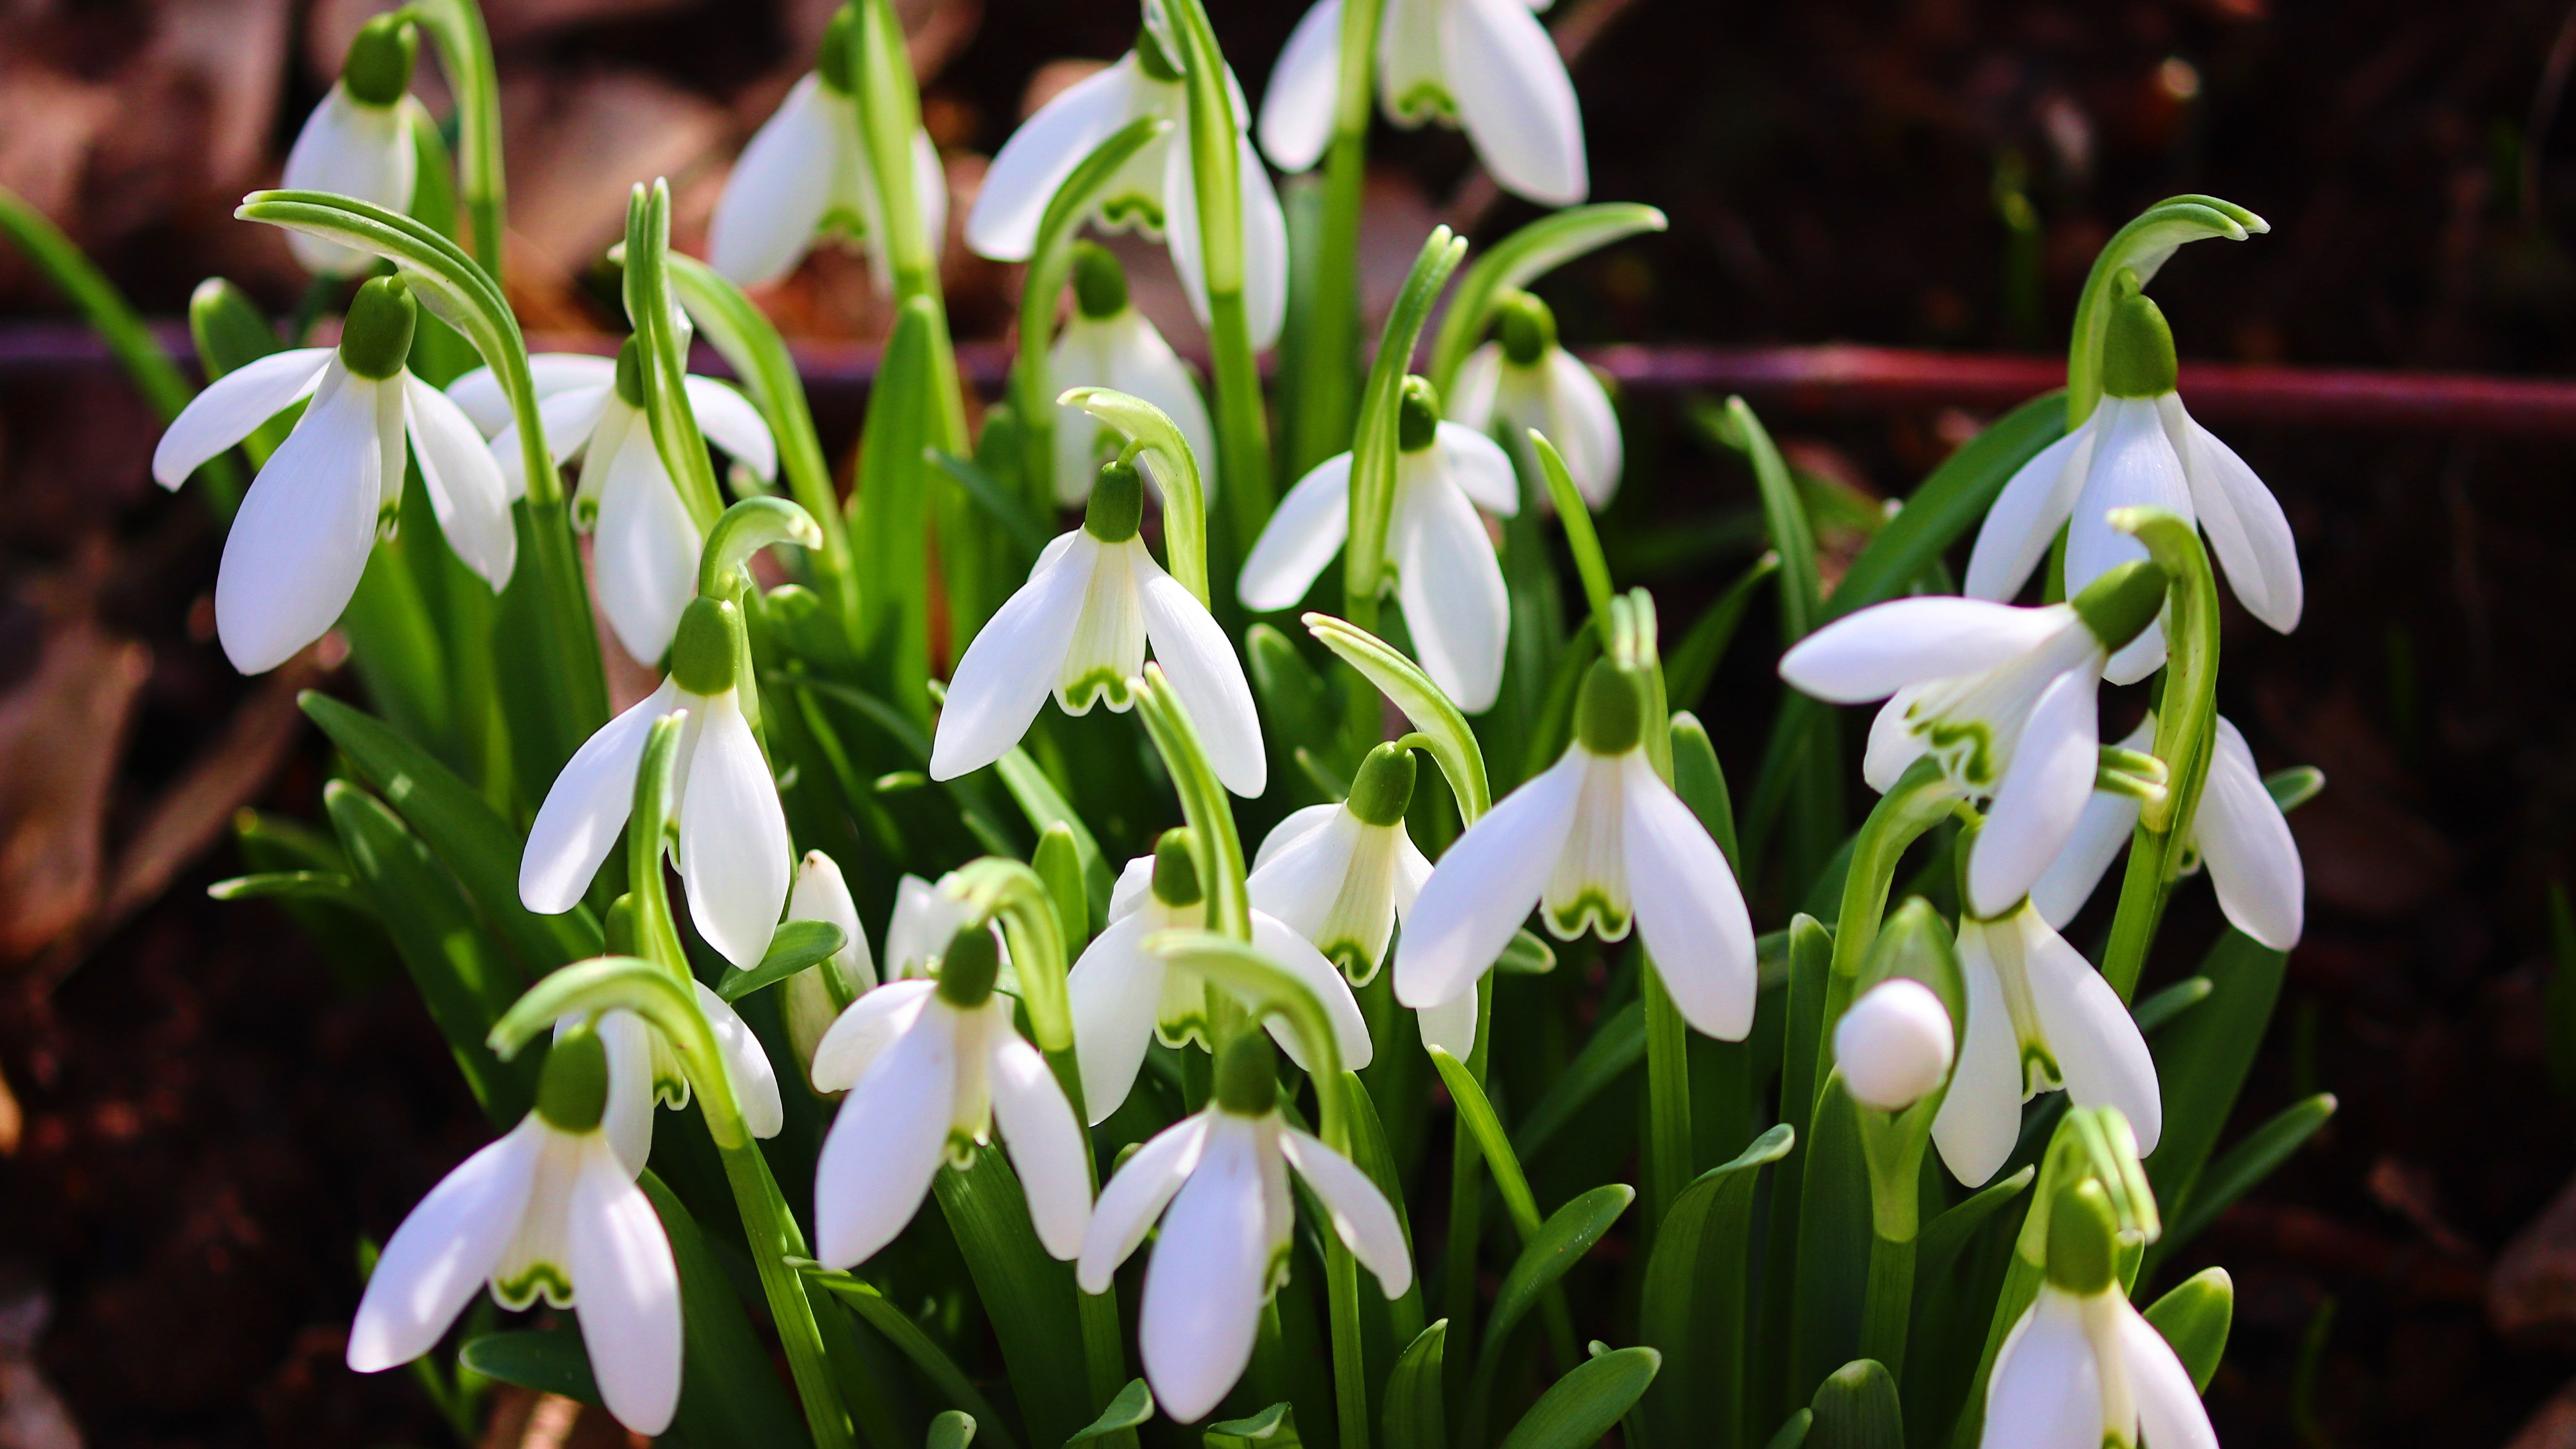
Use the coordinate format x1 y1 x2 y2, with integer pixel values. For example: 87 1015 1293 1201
716 1138 857 1449
1642 963 1695 1229
1860 1230 1917 1379
1208 288 1274 559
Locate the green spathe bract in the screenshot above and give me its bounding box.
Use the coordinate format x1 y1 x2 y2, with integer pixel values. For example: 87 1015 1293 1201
1346 742 1418 826
817 3 859 93
337 276 418 380
614 334 646 407
340 12 419 108
2071 560 2169 653
536 1024 610 1133
669 596 739 696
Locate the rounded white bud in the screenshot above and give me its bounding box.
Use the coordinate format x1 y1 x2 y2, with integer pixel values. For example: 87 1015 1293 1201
1835 978 1955 1112
784 851 875 1080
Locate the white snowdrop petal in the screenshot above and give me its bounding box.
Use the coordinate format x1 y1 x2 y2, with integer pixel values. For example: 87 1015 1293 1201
282 89 417 275
2028 785 2143 932
521 680 678 914
1392 463 1511 714
567 1140 684 1435
1104 313 1220 501
592 424 702 665
791 851 877 990
988 1030 1093 1258
684 376 780 482
404 375 519 591
447 354 619 438
492 384 612 501
1051 322 1119 506
678 695 792 970
2197 716 2304 950
1163 132 1216 331
1247 810 1360 945
1542 349 1623 508
1259 0 1343 172
1235 131 1293 352
930 537 1094 780
1252 914 1375 1071
1079 1114 1209 1292
1239 452 1355 611
1434 421 1521 516
1378 0 1448 124
1982 1293 2104 1449
1136 552 1269 797
1251 802 1342 875
970 60 1139 262
695 980 784 1139
1968 668 2100 918
2068 397 2191 684
1619 756 1758 1040
347 1122 541 1372
1781 598 2071 704
709 75 845 287
1108 854 1158 923
1964 424 2090 603
215 369 384 674
809 979 937 1093
1279 1127 1412 1294
2020 910 2162 1154
1448 346 1505 433
1862 688 1933 794
1414 985 1480 1059
1140 1118 1271 1422
2177 406 2302 633
2120 1299 2221 1449
1067 913 1167 1126
814 1004 957 1268
153 348 333 488
1397 750 1586 1011
1442 0 1588 206
1931 924 2023 1187
586 1009 659 1176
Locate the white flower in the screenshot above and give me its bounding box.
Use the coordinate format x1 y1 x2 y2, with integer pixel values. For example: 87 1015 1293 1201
1446 290 1621 508
965 25 1289 350
1778 571 2169 919
560 981 784 1177
1933 903 2160 1188
1077 1034 1411 1422
520 598 792 971
704 12 948 290
1258 0 1587 208
1068 835 1373 1125
1965 288 2300 684
1049 243 1217 506
878 872 1014 988
150 277 514 674
281 15 421 276
1395 659 1757 1056
809 929 1091 1269
782 851 879 1077
2032 714 2304 951
1836 977 1955 1113
930 460 1265 796
1239 376 1518 711
1981 1183 2218 1449
1248 743 1432 985
348 1026 681 1435
447 341 775 667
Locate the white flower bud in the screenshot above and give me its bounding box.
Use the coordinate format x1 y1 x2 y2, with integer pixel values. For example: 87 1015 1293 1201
1835 978 1956 1112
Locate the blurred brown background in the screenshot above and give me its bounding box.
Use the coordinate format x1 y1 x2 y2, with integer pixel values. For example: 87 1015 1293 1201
5 0 2576 1445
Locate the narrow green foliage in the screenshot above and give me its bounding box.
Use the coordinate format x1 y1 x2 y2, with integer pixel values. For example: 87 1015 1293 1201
2143 1268 2234 1393
1495 1348 1661 1449
1639 1124 1793 1449
1806 1360 1901 1449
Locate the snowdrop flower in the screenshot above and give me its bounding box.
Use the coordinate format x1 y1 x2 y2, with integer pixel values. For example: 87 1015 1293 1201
1778 564 2170 919
809 924 1091 1268
877 873 1013 989
1447 290 1621 508
965 20 1289 348
572 986 785 1176
460 339 775 666
521 597 792 971
930 459 1265 796
1049 244 1216 506
1965 287 2300 684
1068 831 1372 1125
705 5 948 290
1078 1032 1411 1422
1249 742 1432 984
2032 714 2304 951
1396 659 1757 1056
282 15 421 276
151 276 513 673
1836 977 1956 1113
780 851 879 1079
1240 377 1518 710
1981 1180 2218 1449
1258 0 1587 207
1933 902 2159 1187
348 1026 680 1434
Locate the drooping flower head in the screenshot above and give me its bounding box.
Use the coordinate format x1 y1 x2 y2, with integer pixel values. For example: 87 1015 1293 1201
152 276 515 672
1448 290 1622 509
283 14 421 277
1966 286 2300 683
1240 376 1518 710
1077 1032 1411 1422
1049 244 1218 506
1249 742 1434 985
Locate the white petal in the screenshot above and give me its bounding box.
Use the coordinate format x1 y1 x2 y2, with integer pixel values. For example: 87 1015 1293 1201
1396 749 1585 1010
810 979 937 1092
447 354 618 438
1258 0 1343 172
695 980 784 1140
1108 853 1158 922
988 1028 1093 1258
1862 688 1933 794
1414 985 1480 1059
1780 597 2070 704
1433 421 1521 516
1968 668 2099 918
2119 1300 2219 1449
1247 809 1362 949
521 680 679 914
1164 131 1216 331
1251 802 1342 873
1620 755 1757 1040
1378 0 1449 125
710 74 847 287
215 368 383 674
1050 321 1120 506
1540 350 1622 508
1982 1292 2102 1449
1442 0 1587 206
1140 1116 1272 1422
684 376 779 482
589 1009 660 1175
566 1138 683 1436
969 59 1140 262
1835 977 1956 1112
1252 914 1375 1071
1068 912 1167 1125
678 694 792 969
2029 785 2142 932
404 376 519 591
492 384 612 501
347 1121 541 1371
1079 1114 1209 1291
1279 1126 1410 1293
791 851 877 991
1392 464 1512 714
885 875 968 979
1238 451 1354 611
2196 716 2304 951
1136 551 1268 797
908 126 951 278
2174 403 2302 633
814 1003 957 1268
1964 423 2091 602
153 348 331 487
1448 346 1504 433
930 536 1094 779
282 89 417 275
2066 397 2192 686
1104 313 1220 501
2020 909 2162 1154
592 423 703 665
1234 133 1291 352
1930 923 2023 1187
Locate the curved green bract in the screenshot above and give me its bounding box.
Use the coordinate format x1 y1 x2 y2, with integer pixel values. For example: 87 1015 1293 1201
1303 612 1491 821
700 496 824 598
1428 203 1668 396
407 0 507 272
1016 117 1171 504
1144 929 1354 1139
623 180 724 531
1132 666 1254 941
2065 195 2266 425
488 954 755 1142
1532 431 1614 626
1347 229 1467 624
1061 386 1210 604
945 858 1077 1060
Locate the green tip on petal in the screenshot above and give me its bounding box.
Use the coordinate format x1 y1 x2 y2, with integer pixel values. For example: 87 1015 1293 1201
1346 743 1418 827
1086 458 1144 542
604 894 637 956
340 12 419 108
614 335 647 407
337 276 417 380
670 596 740 696
535 1024 611 1134
1574 659 1647 757
2045 1178 2121 1295
1397 375 1442 453
1152 828 1203 907
936 923 1001 1006
1495 289 1558 367
2072 560 2169 653
818 3 861 93
1133 23 1183 82
1213 1030 1279 1116
1071 241 1129 320
2100 289 2178 398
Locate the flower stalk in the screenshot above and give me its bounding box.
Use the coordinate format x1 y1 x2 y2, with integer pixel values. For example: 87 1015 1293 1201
1285 0 1388 476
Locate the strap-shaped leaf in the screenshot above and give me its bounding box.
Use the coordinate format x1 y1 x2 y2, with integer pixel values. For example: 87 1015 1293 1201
460 1330 598 1404
2135 975 2214 1034
1346 230 1466 616
2142 1267 2234 1393
2159 1093 2337 1259
1513 999 1645 1161
638 1171 812 1448
1067 1379 1155 1446
1206 1403 1299 1449
1428 203 1669 395
804 1267 1023 1449
714 920 849 1002
1638 1124 1794 1449
1380 1321 1448 1449
1481 1185 1632 1363
1822 392 2067 625
1497 1347 1662 1449
1532 431 1615 624
929 1410 979 1449
1806 1358 1901 1449
932 1147 1095 1448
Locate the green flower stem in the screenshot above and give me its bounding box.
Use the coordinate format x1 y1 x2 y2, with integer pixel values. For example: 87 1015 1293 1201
1424 204 1669 400
1861 1228 1917 1375
629 717 691 979
853 0 967 454
1062 388 1211 604
406 0 507 274
1304 612 1492 822
1824 759 1958 1049
1640 964 1693 1228
625 182 725 531
1163 0 1273 551
2063 195 2265 427
2098 506 2223 1002
1850 1096 1937 1378
1133 665 1252 943
699 498 824 600
1439 973 1493 1416
1285 0 1387 478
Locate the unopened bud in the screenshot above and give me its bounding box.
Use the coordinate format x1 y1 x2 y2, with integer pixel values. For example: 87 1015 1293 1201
1834 977 1955 1112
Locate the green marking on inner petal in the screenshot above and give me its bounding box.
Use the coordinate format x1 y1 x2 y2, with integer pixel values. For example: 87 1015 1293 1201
1061 667 1136 716
652 1071 690 1110
495 1263 574 1311
1921 716 1998 790
945 1131 983 1172
818 205 870 241
1264 1242 1295 1297
1324 940 1380 987
1547 892 1632 943
1097 194 1165 235
1155 1008 1214 1053
1391 83 1458 124
2019 1040 2063 1096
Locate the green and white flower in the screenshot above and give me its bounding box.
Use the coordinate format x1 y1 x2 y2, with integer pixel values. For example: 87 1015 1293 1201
1836 977 1956 1114
1248 743 1433 986
282 15 422 277
780 851 878 1077
1447 290 1621 508
1048 244 1216 506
